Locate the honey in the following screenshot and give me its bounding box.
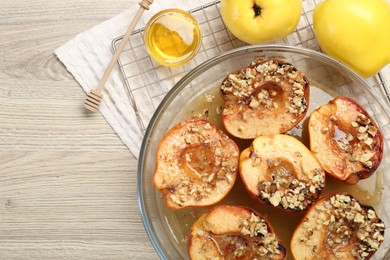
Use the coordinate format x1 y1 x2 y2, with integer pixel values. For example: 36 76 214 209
160 83 384 259
144 9 201 67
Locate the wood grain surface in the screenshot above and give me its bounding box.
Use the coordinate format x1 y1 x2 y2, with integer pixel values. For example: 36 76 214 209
1 0 158 259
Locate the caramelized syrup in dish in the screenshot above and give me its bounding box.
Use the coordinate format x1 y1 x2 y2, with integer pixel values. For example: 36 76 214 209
158 84 383 259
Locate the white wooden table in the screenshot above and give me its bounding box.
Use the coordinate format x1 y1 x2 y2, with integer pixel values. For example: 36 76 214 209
0 0 157 258
1 0 390 259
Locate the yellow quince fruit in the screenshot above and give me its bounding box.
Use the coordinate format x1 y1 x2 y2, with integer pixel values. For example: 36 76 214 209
220 0 302 44
313 0 390 77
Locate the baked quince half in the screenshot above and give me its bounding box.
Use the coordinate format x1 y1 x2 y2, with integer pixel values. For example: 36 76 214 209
153 118 239 210
308 96 383 184
291 193 385 259
240 134 325 211
188 205 287 259
220 59 310 139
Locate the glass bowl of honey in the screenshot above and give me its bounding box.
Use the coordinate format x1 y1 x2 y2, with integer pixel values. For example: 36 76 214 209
144 9 202 67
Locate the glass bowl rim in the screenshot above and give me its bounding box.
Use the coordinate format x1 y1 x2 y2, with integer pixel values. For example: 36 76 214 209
137 44 389 259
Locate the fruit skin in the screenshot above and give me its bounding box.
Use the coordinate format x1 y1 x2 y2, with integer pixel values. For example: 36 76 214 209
308 96 383 184
153 118 239 210
221 59 310 139
291 192 385 260
188 205 287 259
220 0 302 44
313 0 390 77
239 134 325 211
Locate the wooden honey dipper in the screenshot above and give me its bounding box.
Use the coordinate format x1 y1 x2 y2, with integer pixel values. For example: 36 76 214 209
84 0 154 111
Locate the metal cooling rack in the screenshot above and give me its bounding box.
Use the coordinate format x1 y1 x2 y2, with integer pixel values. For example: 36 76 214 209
112 0 390 132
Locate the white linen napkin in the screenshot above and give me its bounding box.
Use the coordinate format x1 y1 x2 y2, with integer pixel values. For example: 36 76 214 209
54 0 213 158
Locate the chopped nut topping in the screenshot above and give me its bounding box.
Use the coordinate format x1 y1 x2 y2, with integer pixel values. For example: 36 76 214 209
239 213 281 257
356 113 370 125
357 132 368 141
156 119 240 209
257 166 325 210
221 59 308 117
204 123 211 130
368 125 378 136
203 139 212 144
170 194 182 205
321 127 329 134
249 98 260 109
368 210 376 220
331 111 380 170
364 137 374 147
358 126 367 133
269 191 282 207
184 135 192 144
304 194 385 259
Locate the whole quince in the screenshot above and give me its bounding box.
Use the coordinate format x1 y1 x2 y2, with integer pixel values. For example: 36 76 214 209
313 0 390 77
220 0 302 44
